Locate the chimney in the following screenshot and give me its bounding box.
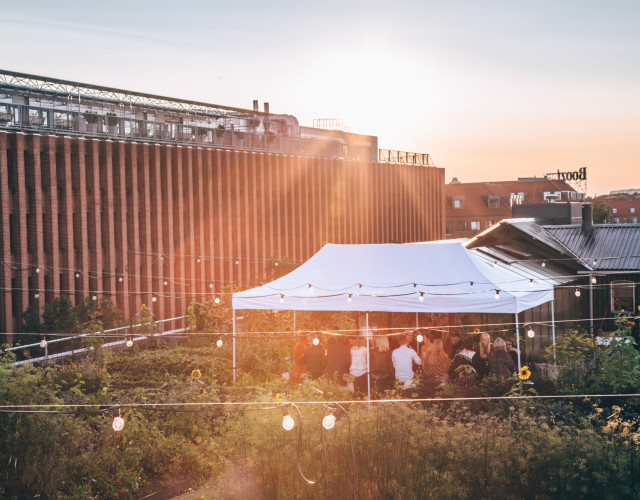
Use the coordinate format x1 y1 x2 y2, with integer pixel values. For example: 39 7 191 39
264 102 270 114
581 203 593 233
253 100 259 111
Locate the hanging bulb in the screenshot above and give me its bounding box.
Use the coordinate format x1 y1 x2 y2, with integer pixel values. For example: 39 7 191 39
197 257 201 263
494 290 500 300
92 294 98 301
358 284 363 289
75 272 80 279
469 281 474 287
281 405 295 431
322 405 346 430
279 294 284 304
413 283 417 288
209 282 214 289
493 261 497 268
575 288 581 297
591 276 597 284
416 334 424 343
541 261 546 268
35 267 40 274
126 339 133 348
119 276 124 283
160 254 164 261
40 339 47 349
529 279 534 287
235 260 239 265
274 261 279 267
214 297 220 304
527 327 535 338
347 293 352 303
112 408 125 432
312 337 320 346
216 339 223 347
164 279 168 286
152 295 157 303
308 283 313 293
34 290 40 299
593 259 597 266
419 291 424 302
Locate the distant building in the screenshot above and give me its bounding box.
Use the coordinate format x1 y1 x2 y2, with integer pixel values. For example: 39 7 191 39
593 194 640 224
445 177 581 238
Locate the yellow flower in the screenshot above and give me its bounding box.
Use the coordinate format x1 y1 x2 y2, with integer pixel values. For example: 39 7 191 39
518 366 531 381
274 311 279 317
191 369 202 380
473 328 480 333
140 304 146 311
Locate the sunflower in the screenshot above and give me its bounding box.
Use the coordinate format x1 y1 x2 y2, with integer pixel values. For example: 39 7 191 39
274 311 279 317
191 369 202 380
140 304 146 311
518 366 531 381
473 328 480 333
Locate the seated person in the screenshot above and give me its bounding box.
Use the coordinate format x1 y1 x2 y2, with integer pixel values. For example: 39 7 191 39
392 334 421 388
448 338 482 381
488 337 516 378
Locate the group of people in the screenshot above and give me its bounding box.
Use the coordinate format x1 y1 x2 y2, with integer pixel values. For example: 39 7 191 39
288 329 521 395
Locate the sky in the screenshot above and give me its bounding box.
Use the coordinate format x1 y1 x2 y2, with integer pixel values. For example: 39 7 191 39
1 0 639 196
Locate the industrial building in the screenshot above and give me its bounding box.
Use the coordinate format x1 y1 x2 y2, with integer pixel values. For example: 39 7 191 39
0 70 445 340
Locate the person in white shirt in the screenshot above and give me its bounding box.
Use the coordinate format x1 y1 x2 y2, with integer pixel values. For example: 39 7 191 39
392 335 422 387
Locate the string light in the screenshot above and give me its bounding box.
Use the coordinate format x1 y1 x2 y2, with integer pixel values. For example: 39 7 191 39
34 290 40 299
416 334 424 343
494 290 500 300
164 279 168 286
214 297 220 304
279 294 284 304
281 404 295 431
35 267 40 274
235 260 239 265
419 291 424 302
492 261 497 268
529 279 534 287
575 288 581 297
347 293 352 303
152 295 157 303
119 276 124 283
216 339 223 347
209 282 214 289
312 337 320 346
40 339 47 348
92 294 97 301
308 283 313 293
527 326 535 338
197 257 201 263
126 339 133 348
593 259 597 266
591 276 597 284
541 261 546 268
469 281 474 287
274 261 279 267
322 405 346 430
112 408 124 432
75 272 80 279
160 255 164 261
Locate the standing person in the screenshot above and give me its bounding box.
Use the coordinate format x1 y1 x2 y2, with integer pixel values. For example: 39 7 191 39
370 336 393 394
289 335 311 386
422 338 450 385
303 335 326 380
325 336 351 382
349 337 368 396
392 335 422 388
488 337 517 378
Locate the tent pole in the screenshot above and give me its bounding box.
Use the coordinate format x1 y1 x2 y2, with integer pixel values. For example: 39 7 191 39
589 275 594 334
415 312 419 352
515 313 521 372
366 312 371 405
232 309 236 382
293 310 296 338
551 299 557 363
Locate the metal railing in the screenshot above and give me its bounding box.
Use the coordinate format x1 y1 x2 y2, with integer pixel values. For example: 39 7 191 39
378 149 434 166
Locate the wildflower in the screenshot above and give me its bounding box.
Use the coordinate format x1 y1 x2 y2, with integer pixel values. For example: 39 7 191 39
191 369 202 380
518 366 531 381
474 328 480 333
141 304 146 311
274 311 279 317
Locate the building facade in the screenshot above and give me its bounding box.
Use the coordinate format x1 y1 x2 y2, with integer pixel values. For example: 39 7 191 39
593 194 640 224
0 71 445 339
445 177 579 239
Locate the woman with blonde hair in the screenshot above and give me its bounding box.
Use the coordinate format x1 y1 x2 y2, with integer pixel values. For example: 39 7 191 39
422 338 450 385
370 335 393 393
476 331 491 379
488 337 516 378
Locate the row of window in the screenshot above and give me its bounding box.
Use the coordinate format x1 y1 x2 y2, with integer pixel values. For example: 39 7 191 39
611 207 636 214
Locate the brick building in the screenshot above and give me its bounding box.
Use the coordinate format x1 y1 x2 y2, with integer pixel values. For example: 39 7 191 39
593 194 640 224
0 70 445 340
445 177 579 238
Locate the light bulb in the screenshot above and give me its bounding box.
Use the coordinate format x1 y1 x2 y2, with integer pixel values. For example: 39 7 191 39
160 255 164 261
214 297 220 304
34 292 40 299
216 339 223 347
279 294 284 303
529 279 534 287
75 272 80 278
541 261 546 268
92 295 97 301
312 337 319 346
197 257 201 263
591 276 597 284
308 284 313 293
282 414 295 431
322 414 336 430
416 334 424 343
527 328 535 338
593 259 597 266
419 292 424 302
164 280 168 286
112 408 124 432
494 290 500 300
35 267 40 274
575 288 581 297
469 281 474 287
119 276 124 283
209 282 214 289
40 339 47 348
126 339 133 348
493 261 497 267
274 261 279 267
235 260 239 265
347 294 352 303
152 295 157 303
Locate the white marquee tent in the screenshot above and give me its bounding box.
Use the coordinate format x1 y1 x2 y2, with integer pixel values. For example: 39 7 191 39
232 240 558 385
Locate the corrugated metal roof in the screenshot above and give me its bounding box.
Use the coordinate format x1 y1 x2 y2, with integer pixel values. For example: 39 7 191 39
501 219 580 259
544 224 640 271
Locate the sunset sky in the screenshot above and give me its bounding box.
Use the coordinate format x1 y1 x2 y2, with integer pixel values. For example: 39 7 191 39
2 0 638 196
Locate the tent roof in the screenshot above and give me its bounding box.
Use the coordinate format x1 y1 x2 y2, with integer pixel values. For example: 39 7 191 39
232 241 555 313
